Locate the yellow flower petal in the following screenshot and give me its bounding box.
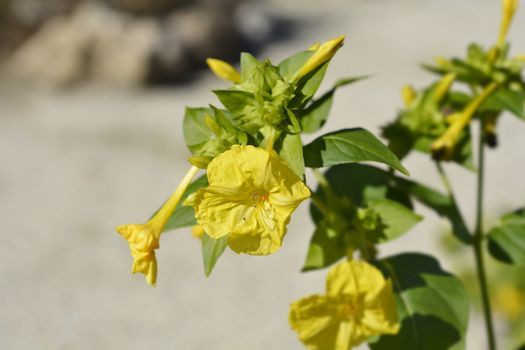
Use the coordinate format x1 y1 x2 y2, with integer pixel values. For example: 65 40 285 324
289 260 400 349
289 295 342 350
190 145 310 255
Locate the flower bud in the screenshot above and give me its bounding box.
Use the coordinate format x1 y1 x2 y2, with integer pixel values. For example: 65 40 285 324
206 58 241 83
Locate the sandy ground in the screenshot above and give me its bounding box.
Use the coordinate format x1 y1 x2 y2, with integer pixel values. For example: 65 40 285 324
1 0 525 349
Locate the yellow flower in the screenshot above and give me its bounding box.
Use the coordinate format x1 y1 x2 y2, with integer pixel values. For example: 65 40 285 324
116 166 200 286
289 260 399 350
497 0 519 47
400 84 416 108
294 35 345 82
431 82 499 160
206 58 241 83
191 225 205 240
185 145 310 255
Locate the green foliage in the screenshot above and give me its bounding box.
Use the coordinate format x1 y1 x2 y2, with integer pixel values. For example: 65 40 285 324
488 208 525 264
303 128 409 175
303 164 419 271
162 175 208 232
371 253 470 350
202 233 228 276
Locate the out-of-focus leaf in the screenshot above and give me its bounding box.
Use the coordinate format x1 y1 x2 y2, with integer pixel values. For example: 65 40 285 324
394 177 472 244
370 253 469 350
302 221 346 272
488 208 525 265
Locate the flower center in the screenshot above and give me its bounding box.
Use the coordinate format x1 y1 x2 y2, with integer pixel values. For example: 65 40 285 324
250 191 269 206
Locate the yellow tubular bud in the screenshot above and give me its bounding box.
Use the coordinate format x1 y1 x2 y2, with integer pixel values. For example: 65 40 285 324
206 58 241 83
515 54 525 62
307 42 321 51
401 84 417 108
434 56 452 68
432 73 456 104
483 114 499 147
497 0 519 47
116 165 200 286
294 35 345 81
204 114 221 137
431 82 499 160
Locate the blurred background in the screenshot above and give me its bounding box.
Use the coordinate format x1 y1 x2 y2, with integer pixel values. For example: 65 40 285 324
1 0 525 349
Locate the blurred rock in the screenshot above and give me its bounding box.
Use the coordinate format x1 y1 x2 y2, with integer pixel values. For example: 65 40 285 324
0 0 81 60
2 2 158 87
105 0 190 15
148 3 241 83
1 0 286 86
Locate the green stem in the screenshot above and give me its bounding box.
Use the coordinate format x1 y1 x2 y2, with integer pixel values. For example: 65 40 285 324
473 121 496 350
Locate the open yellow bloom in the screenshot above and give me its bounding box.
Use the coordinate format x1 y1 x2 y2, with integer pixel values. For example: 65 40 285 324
186 145 310 255
289 260 399 350
116 166 200 286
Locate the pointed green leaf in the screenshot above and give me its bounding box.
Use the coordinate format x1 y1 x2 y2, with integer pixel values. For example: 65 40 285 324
183 107 216 154
488 208 525 265
370 253 469 350
303 128 409 175
213 90 254 116
368 198 423 242
202 233 228 277
279 132 305 178
394 177 472 244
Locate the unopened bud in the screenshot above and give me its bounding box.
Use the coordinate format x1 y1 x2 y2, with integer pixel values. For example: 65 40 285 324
206 58 241 83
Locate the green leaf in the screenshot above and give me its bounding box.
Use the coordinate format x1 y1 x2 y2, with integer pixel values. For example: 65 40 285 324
370 253 469 350
487 89 525 119
302 221 346 272
201 233 228 277
300 76 367 133
183 107 216 154
240 52 259 82
279 132 305 178
488 208 525 264
213 90 254 116
394 177 472 244
162 175 208 232
303 128 409 175
278 51 313 80
368 198 423 242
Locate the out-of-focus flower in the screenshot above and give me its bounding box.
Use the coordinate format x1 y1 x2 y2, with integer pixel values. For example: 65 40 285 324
206 58 241 83
401 84 417 108
498 0 519 47
185 145 310 255
116 166 200 286
289 260 399 350
493 282 525 321
192 225 205 240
